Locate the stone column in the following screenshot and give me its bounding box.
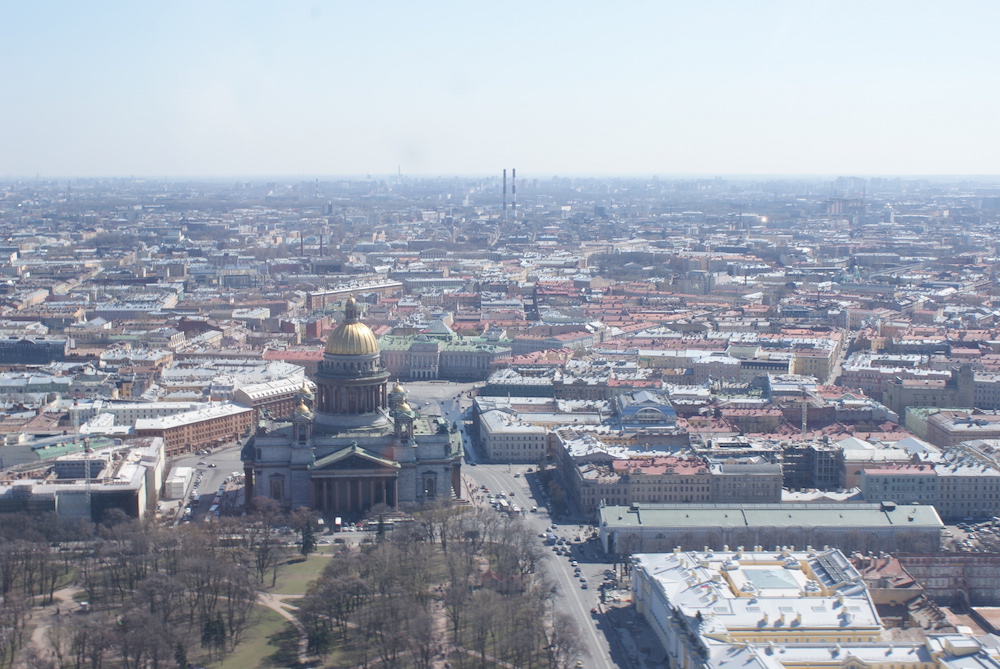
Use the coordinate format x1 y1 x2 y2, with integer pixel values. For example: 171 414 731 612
243 466 254 507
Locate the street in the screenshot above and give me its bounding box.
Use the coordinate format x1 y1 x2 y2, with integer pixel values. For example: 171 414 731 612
168 443 246 524
460 461 622 669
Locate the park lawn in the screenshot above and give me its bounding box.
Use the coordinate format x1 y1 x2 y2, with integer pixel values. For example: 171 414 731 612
52 565 78 592
268 554 328 596
209 605 294 669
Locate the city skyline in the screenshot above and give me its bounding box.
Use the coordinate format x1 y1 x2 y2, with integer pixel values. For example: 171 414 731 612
3 1 999 178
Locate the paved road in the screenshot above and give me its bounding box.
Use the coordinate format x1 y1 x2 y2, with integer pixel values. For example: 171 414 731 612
465 463 619 669
169 443 245 522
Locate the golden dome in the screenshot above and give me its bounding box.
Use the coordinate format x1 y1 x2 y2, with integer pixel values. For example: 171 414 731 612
324 296 380 356
390 380 405 395
399 401 414 413
294 400 312 415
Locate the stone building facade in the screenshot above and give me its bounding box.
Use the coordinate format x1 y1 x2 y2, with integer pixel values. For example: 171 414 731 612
241 297 464 517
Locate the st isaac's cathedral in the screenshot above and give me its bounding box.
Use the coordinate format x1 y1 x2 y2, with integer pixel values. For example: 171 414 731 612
241 296 464 517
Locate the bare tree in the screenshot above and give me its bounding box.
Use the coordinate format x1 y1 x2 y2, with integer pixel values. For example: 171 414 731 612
547 612 588 669
135 572 186 623
20 643 58 669
237 497 287 586
220 562 258 650
69 615 114 669
404 607 438 669
443 550 474 640
356 592 410 668
467 589 503 669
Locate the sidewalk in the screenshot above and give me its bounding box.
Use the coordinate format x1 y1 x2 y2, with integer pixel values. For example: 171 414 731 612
598 602 666 669
257 592 313 667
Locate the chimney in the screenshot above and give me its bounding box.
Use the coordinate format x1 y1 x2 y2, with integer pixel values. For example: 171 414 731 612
512 168 517 219
502 169 507 220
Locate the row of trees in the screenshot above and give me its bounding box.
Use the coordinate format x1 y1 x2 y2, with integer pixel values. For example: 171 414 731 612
0 513 91 668
0 500 301 669
299 502 586 669
0 497 583 668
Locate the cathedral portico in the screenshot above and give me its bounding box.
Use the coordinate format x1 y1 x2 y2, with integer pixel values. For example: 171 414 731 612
310 476 398 514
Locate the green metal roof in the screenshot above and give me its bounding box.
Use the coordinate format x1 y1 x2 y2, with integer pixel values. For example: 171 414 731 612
309 443 400 470
600 502 943 530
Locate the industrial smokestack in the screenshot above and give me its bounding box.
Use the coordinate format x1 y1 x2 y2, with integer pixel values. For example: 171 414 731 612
502 169 507 220
512 168 516 219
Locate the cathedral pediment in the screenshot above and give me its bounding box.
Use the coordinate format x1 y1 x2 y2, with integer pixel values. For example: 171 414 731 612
310 443 400 472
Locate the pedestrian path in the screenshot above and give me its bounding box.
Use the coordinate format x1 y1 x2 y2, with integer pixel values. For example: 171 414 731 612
257 592 313 667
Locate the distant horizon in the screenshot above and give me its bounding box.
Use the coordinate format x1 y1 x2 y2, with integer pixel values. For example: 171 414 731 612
3 3 998 177
6 173 1000 183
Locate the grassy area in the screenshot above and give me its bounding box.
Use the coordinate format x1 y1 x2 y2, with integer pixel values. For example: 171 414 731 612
314 542 348 555
268 554 328 596
208 605 295 669
54 565 78 592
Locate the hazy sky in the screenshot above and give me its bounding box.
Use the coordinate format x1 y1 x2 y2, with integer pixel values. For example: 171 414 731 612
2 1 998 178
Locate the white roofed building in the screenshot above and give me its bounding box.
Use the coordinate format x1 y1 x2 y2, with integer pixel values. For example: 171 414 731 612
631 548 1000 669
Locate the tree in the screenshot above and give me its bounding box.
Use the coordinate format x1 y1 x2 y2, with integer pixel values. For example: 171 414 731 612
546 479 569 516
200 613 226 662
467 589 503 668
239 497 286 586
173 641 188 669
69 615 114 669
300 519 317 556
115 608 172 669
356 594 409 668
290 507 317 556
547 612 588 669
135 572 186 623
20 644 57 669
220 563 258 651
403 608 437 669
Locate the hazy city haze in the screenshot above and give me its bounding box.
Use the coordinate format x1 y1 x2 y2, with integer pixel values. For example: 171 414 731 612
2 1 999 177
